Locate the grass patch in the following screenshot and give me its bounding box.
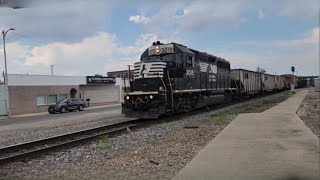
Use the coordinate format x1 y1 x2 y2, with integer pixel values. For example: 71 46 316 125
284 91 296 96
210 110 241 123
213 112 230 122
156 122 170 129
97 134 111 149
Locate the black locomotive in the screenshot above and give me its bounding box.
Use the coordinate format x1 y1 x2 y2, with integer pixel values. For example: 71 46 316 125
122 41 234 119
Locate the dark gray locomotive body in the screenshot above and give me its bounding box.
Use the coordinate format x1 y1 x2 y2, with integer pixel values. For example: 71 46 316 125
122 42 233 119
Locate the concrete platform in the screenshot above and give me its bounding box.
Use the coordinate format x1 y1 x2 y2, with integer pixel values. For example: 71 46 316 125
173 90 319 180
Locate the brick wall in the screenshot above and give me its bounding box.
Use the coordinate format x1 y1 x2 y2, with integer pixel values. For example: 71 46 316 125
9 85 79 115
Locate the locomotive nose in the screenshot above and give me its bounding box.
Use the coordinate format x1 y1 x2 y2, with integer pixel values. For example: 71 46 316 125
134 101 142 109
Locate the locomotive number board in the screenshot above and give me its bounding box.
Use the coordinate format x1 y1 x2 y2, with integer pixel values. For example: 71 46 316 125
148 44 174 55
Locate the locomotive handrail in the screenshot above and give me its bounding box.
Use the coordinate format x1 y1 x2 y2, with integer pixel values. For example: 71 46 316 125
167 70 174 111
160 77 167 102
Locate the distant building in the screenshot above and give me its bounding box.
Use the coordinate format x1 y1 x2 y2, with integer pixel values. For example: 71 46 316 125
107 70 133 93
107 70 134 78
0 74 122 115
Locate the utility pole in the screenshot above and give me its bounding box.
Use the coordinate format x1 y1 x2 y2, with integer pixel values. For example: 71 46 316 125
50 65 55 76
291 66 295 91
2 28 15 116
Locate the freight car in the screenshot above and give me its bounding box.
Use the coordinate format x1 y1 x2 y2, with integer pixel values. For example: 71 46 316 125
281 74 298 89
230 69 262 98
230 69 288 99
122 42 288 119
275 75 287 90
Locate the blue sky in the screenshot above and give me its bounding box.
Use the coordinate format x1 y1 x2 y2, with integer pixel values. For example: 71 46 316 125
0 0 319 76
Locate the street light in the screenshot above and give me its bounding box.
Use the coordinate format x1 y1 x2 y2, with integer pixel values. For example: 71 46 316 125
2 27 15 116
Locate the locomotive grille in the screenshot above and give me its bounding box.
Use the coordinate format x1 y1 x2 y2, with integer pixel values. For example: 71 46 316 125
133 62 167 79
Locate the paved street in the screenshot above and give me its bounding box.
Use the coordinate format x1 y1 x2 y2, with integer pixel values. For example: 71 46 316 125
0 105 121 132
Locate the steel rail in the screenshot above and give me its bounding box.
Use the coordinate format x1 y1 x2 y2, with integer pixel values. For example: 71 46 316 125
0 118 142 166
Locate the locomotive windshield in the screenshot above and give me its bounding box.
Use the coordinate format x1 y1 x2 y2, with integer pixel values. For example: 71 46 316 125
142 54 173 62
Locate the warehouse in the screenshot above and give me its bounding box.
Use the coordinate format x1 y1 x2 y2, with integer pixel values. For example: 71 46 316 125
2 74 121 115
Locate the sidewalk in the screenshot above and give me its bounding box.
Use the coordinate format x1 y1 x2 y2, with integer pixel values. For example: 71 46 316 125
0 103 121 120
172 90 319 180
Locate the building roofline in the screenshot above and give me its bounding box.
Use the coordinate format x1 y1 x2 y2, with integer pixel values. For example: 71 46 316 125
8 74 85 78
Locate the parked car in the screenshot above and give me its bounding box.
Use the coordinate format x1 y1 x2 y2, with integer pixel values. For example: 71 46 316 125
48 98 86 114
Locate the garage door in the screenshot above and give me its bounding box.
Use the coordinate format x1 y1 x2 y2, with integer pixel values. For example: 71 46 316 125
83 88 119 104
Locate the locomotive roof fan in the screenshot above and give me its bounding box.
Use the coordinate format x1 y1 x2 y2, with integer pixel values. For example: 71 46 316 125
152 41 161 46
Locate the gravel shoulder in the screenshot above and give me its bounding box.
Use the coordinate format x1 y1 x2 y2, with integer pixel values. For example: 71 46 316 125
0 92 291 180
297 89 320 138
0 114 134 148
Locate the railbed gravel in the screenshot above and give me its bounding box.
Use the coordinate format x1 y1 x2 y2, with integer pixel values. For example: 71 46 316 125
297 89 320 138
0 114 133 148
0 92 291 180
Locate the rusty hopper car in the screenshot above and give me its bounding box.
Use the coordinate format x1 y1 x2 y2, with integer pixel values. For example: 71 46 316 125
262 74 277 91
275 75 287 90
122 41 233 119
230 69 262 98
281 74 298 88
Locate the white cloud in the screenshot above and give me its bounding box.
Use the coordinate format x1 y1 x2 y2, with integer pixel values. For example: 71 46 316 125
131 1 247 32
211 27 319 75
278 0 319 19
0 32 184 76
235 27 319 48
0 0 114 42
177 1 247 30
130 0 318 33
258 9 265 19
129 15 150 24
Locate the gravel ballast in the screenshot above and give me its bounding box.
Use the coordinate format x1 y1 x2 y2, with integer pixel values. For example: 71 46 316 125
297 89 320 138
0 92 291 179
0 113 136 148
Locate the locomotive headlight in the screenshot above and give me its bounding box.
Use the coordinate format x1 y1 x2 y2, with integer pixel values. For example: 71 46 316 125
150 95 153 99
126 96 130 100
155 46 160 53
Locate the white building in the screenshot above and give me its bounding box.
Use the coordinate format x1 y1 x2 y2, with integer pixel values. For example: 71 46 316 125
0 74 121 115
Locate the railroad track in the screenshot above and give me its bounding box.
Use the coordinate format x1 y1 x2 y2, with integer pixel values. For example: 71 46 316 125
0 92 286 167
0 118 143 166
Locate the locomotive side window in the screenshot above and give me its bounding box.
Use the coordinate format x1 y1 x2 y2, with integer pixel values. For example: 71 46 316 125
186 55 194 67
175 53 182 66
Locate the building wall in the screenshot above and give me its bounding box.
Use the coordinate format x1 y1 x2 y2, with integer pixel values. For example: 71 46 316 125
79 85 120 106
6 74 122 115
9 85 79 115
8 74 86 86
